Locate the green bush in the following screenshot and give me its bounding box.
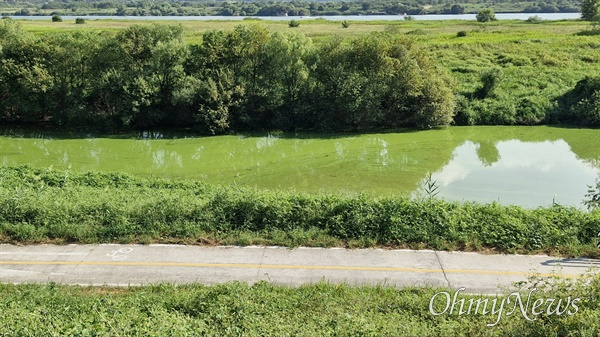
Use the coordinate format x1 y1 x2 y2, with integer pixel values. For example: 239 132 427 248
475 68 503 99
585 179 600 210
288 19 300 28
456 31 467 37
75 17 86 24
525 15 543 23
406 29 426 35
554 76 600 127
515 97 547 125
341 20 349 28
476 9 497 22
51 14 62 22
581 0 600 21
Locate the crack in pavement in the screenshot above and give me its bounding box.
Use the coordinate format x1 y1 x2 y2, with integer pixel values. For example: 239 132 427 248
256 247 267 280
434 251 450 288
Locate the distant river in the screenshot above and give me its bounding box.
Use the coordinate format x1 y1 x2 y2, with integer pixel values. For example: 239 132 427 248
0 126 598 209
6 13 582 21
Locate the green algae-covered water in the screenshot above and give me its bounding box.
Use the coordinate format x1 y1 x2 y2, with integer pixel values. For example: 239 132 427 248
1 126 598 208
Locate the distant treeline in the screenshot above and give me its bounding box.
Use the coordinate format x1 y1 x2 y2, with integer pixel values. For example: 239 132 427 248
0 20 598 133
0 20 455 133
4 0 581 17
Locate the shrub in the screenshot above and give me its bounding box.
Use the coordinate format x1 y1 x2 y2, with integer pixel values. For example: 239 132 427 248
288 19 300 28
515 97 547 125
585 179 600 210
456 31 467 37
476 9 497 22
75 18 86 24
525 15 543 23
475 68 503 99
555 76 600 127
341 20 349 28
406 29 426 35
450 4 465 14
581 0 600 21
51 14 62 22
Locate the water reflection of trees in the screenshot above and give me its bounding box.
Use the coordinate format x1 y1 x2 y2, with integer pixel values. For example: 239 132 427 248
475 140 500 167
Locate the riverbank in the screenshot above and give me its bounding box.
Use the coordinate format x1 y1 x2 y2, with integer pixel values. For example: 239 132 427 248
1 165 598 257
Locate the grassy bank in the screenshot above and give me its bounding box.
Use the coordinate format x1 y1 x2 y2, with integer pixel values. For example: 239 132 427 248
1 274 599 336
1 165 598 256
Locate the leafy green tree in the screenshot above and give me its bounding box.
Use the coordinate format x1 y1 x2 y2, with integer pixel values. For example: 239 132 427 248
196 71 243 134
83 24 187 129
51 14 63 22
476 9 497 22
263 32 315 130
39 32 101 126
450 4 465 14
311 33 455 131
186 27 267 133
0 20 50 123
581 0 600 21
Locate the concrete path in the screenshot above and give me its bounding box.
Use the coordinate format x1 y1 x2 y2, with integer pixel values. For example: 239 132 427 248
1 244 598 294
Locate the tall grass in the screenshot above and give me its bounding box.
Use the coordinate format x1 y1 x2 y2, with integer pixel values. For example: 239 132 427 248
1 165 598 256
0 273 599 336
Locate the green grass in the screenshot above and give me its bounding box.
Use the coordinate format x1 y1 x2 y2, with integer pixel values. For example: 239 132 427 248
1 165 598 257
1 273 599 336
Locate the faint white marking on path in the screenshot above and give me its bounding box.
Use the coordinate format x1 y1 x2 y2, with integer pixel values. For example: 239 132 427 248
106 248 134 261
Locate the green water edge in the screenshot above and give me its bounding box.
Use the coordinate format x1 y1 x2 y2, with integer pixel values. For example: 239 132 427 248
0 125 598 208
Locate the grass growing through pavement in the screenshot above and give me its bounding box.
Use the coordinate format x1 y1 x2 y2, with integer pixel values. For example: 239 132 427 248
1 273 599 336
1 165 598 257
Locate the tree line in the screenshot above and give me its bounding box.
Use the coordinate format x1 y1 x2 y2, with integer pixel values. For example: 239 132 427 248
0 20 456 133
1 20 599 133
4 0 581 17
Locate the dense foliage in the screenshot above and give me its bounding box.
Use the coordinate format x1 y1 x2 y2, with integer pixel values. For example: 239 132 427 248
1 274 600 336
554 76 600 127
1 165 598 256
476 8 497 22
585 178 600 210
1 20 599 132
581 0 600 20
0 21 456 133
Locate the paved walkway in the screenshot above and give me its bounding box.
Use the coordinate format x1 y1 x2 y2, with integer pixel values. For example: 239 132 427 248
1 244 598 294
